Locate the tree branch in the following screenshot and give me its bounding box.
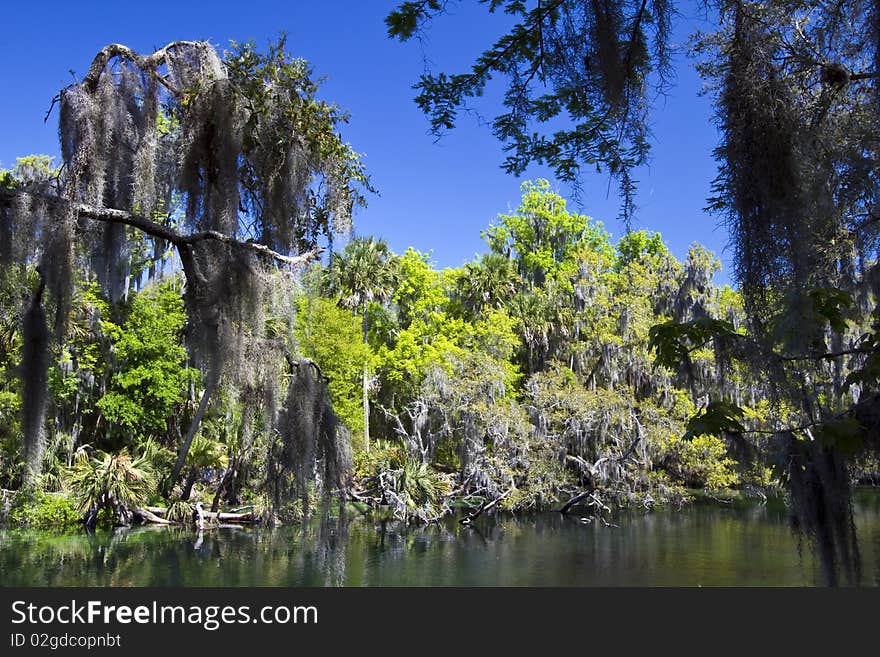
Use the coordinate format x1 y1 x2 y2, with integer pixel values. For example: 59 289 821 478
0 190 323 268
81 41 205 95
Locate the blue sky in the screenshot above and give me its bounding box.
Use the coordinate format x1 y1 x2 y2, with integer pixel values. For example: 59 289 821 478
0 1 731 282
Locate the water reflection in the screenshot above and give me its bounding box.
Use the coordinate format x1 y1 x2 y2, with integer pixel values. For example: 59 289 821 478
2 491 879 586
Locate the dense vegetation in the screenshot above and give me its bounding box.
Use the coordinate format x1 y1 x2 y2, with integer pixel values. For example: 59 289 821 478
0 0 878 588
386 0 880 585
0 170 827 531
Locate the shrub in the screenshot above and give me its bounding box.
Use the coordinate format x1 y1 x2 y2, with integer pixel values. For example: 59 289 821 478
6 490 80 530
659 433 740 491
67 449 156 527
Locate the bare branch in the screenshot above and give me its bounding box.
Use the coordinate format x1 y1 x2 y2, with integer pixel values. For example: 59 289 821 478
80 41 205 95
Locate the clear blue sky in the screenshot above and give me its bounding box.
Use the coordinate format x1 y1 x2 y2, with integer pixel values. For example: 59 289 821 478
0 1 731 283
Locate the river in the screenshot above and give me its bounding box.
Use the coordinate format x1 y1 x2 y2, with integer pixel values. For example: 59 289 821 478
2 490 880 586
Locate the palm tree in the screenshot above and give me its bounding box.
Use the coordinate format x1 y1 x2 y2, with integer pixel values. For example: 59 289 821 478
456 253 518 316
328 237 398 452
181 434 227 501
68 449 156 529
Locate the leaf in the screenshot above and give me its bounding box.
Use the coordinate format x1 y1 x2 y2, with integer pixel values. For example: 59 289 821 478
684 401 745 440
648 317 738 370
809 287 853 334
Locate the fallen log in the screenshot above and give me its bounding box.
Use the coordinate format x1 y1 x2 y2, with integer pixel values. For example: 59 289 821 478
559 490 611 516
134 508 173 525
212 511 256 522
559 490 592 515
460 488 513 525
142 506 257 523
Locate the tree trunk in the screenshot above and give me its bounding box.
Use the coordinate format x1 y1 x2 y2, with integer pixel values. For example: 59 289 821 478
362 307 370 453
363 364 370 454
211 463 234 513
166 370 218 496
134 507 172 524
559 489 593 515
181 468 198 501
21 273 49 487
460 488 513 525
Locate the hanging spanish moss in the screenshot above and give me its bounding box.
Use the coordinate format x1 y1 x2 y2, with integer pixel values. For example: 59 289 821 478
176 76 243 234
20 272 49 486
178 240 264 379
699 0 880 584
269 359 351 519
787 436 860 586
713 7 809 318
0 38 370 488
0 206 13 271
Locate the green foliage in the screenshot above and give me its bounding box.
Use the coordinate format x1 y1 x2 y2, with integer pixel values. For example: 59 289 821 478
399 458 452 517
296 296 370 442
1 174 792 527
0 391 22 489
484 179 610 287
816 417 864 456
96 282 196 444
658 434 740 491
7 490 80 530
453 253 519 316
186 434 226 469
649 317 739 371
375 249 465 391
354 440 452 523
808 288 854 335
329 237 399 317
385 1 444 41
0 155 59 188
165 499 196 524
67 449 156 517
386 2 672 219
137 438 176 478
616 230 667 271
684 402 746 440
391 248 446 326
223 34 373 247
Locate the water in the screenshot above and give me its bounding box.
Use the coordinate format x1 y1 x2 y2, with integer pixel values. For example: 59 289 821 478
3 491 880 586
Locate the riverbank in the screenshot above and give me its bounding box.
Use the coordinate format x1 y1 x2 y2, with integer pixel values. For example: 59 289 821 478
3 490 879 586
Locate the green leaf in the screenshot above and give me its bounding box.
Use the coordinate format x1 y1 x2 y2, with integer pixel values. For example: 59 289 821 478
809 287 853 334
684 401 745 440
648 317 737 370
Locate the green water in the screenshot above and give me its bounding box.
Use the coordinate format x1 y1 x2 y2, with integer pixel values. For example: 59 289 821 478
3 491 880 586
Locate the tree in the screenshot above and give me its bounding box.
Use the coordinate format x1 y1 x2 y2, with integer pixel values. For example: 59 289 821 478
484 179 609 287
96 281 196 448
328 237 399 452
693 0 880 585
454 253 519 317
0 37 367 501
295 294 371 448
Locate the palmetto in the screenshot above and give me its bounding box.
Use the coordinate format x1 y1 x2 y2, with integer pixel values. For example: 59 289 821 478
328 237 398 452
